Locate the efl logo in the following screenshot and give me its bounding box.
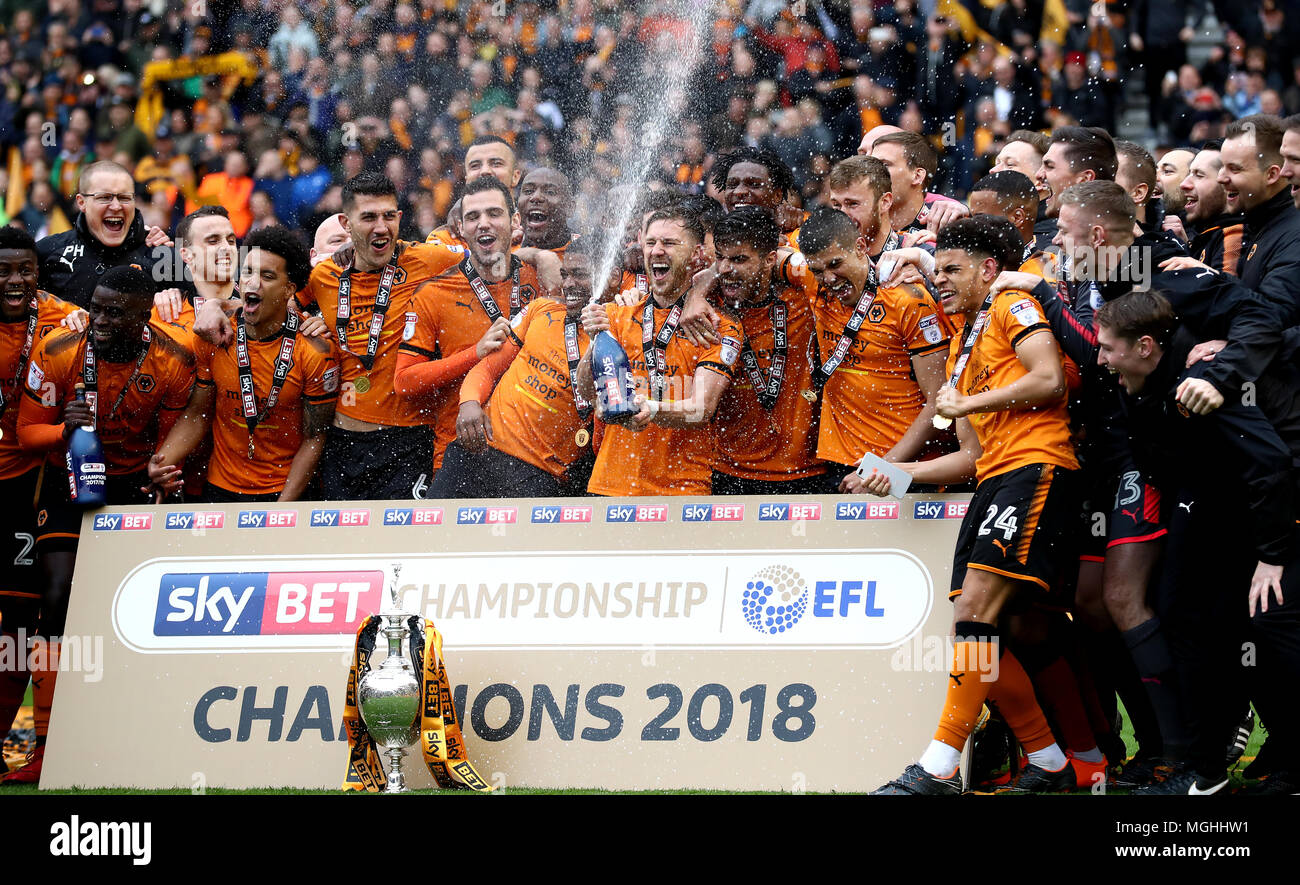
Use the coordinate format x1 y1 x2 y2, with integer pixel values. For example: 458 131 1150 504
913 501 968 520
237 510 297 529
682 503 745 522
384 507 444 526
757 502 821 522
164 511 226 530
605 504 668 523
835 501 899 521
531 505 592 524
153 571 384 636
310 509 370 527
92 513 153 531
457 506 517 525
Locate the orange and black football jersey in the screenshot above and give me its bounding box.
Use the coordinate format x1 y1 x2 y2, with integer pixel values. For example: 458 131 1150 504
948 290 1078 483
399 259 541 468
811 281 952 466
461 298 591 479
714 284 824 482
300 241 466 427
20 328 195 474
587 298 742 497
194 329 340 495
0 292 78 479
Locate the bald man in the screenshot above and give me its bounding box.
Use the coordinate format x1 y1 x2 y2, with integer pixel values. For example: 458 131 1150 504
311 213 350 267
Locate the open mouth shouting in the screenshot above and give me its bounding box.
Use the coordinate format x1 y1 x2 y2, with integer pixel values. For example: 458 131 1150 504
648 261 673 284
3 287 28 310
101 214 127 236
524 209 549 234
241 291 264 322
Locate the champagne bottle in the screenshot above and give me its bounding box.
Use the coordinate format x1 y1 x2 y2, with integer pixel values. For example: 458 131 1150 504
66 383 107 508
589 330 640 424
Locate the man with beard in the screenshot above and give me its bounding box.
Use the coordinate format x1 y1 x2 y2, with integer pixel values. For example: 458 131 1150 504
518 167 574 254
706 208 824 494
869 131 970 236
11 266 195 785
0 228 80 780
826 156 900 259
425 136 523 250
711 146 800 247
395 175 547 478
1178 143 1245 275
146 228 338 503
577 205 741 496
618 190 686 301
36 161 171 309
1154 148 1196 223
431 239 596 498
799 207 951 494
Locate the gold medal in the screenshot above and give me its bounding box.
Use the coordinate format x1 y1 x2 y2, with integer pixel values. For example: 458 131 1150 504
801 388 818 403
575 428 591 447
353 375 372 394
932 415 953 430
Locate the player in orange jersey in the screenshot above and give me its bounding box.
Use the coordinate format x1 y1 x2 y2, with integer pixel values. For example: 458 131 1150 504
150 206 239 339
433 238 597 497
148 226 339 502
13 265 195 786
577 204 741 496
798 206 952 493
703 208 825 494
395 175 548 476
0 227 81 779
518 167 574 253
870 217 1081 795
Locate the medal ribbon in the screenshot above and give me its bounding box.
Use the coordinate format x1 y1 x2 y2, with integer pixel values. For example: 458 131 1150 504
336 254 399 371
809 274 881 390
564 315 592 420
739 293 788 411
941 289 998 396
640 294 684 402
342 615 494 793
235 310 300 456
81 333 150 429
461 255 524 322
0 295 38 417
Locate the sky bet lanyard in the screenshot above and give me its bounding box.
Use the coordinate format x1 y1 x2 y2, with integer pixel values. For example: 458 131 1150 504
236 309 300 459
0 295 38 423
808 261 883 390
739 289 788 411
641 294 685 402
336 254 399 372
460 254 524 321
932 288 997 430
81 330 150 430
563 315 593 421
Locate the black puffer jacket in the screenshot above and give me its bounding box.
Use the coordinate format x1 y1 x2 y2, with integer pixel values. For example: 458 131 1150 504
36 211 168 309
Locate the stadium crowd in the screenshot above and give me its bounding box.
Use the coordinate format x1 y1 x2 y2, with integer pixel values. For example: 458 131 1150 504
3 0 1300 796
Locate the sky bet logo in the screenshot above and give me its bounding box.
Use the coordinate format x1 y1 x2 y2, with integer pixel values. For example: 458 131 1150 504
92 513 153 531
531 505 591 524
154 571 383 636
682 503 744 522
835 501 899 520
757 502 821 522
913 501 969 520
458 506 517 525
237 510 297 528
383 507 444 526
311 509 370 527
606 504 668 523
164 511 225 530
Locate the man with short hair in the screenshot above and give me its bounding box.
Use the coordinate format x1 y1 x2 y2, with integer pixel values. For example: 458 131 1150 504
464 134 522 190
1281 115 1300 211
967 171 1055 279
0 227 80 781
1178 143 1244 274
148 227 339 503
826 155 897 255
36 160 170 309
1220 114 1300 324
799 206 951 493
151 206 239 338
577 206 742 496
1034 126 1119 242
395 175 548 484
518 167 573 253
1115 140 1160 230
870 131 943 235
12 265 195 785
872 217 1080 795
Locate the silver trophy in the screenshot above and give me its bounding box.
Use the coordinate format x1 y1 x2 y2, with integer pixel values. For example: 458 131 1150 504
358 563 422 793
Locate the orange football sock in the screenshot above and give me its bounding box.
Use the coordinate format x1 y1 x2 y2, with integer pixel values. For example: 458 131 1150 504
987 649 1056 754
933 622 1000 751
31 639 60 740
